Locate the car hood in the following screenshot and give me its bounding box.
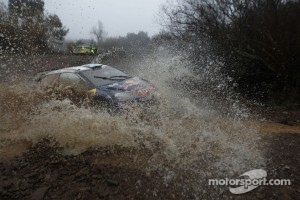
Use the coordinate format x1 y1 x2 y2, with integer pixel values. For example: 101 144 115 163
96 77 156 101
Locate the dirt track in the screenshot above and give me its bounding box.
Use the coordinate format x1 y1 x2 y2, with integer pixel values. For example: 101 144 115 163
0 55 299 199
0 132 299 199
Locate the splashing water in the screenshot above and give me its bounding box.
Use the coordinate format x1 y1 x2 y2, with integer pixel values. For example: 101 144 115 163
0 48 265 196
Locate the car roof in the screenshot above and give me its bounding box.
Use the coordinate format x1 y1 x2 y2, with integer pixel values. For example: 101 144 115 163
45 64 104 75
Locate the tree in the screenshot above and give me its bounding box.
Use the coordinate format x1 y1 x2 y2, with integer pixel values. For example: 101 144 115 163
46 14 69 44
0 0 68 54
8 0 44 26
91 20 106 47
161 0 300 101
0 2 7 21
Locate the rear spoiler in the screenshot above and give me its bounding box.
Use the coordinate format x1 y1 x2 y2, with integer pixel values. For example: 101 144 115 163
82 64 103 69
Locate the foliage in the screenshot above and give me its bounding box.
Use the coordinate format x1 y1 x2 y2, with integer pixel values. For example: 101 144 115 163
0 0 68 54
89 19 151 54
91 20 106 48
162 0 300 103
101 31 151 54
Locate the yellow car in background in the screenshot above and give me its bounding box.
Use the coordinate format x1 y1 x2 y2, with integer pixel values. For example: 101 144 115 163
72 45 97 55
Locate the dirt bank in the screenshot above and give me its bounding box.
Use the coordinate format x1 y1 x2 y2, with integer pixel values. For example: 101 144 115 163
0 130 299 199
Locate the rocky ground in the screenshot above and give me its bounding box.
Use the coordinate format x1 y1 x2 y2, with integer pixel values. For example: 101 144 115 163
0 55 299 199
0 139 184 200
0 132 299 199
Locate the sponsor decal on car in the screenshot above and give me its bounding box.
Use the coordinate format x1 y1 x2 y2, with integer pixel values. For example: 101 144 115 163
122 78 140 90
131 84 156 98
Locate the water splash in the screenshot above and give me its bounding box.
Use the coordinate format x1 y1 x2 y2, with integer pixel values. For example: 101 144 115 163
0 48 265 195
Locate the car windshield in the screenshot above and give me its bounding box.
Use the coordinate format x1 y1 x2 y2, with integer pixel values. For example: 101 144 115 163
80 65 130 87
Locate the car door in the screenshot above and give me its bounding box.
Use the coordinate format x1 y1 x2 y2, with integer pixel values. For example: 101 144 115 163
58 72 90 103
40 74 60 94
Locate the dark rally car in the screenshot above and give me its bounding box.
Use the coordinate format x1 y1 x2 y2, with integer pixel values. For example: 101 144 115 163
37 64 157 108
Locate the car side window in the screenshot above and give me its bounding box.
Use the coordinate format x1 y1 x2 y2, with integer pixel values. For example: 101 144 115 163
59 73 81 87
58 73 91 92
41 74 59 88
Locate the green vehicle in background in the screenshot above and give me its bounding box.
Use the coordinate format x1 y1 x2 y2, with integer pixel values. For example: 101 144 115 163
72 44 97 55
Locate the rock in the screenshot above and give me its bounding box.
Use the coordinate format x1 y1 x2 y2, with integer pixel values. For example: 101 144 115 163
24 172 38 178
283 165 290 170
30 186 49 200
44 171 58 182
2 180 13 189
19 180 31 191
279 120 289 125
106 179 119 186
95 187 110 198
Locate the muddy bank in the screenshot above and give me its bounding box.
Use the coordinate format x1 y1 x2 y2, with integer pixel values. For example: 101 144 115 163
0 139 185 200
0 131 299 200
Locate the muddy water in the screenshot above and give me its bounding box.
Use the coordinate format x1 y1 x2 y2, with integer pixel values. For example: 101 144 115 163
0 50 267 196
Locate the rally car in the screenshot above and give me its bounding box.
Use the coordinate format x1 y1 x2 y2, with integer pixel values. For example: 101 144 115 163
72 45 97 55
36 64 157 109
